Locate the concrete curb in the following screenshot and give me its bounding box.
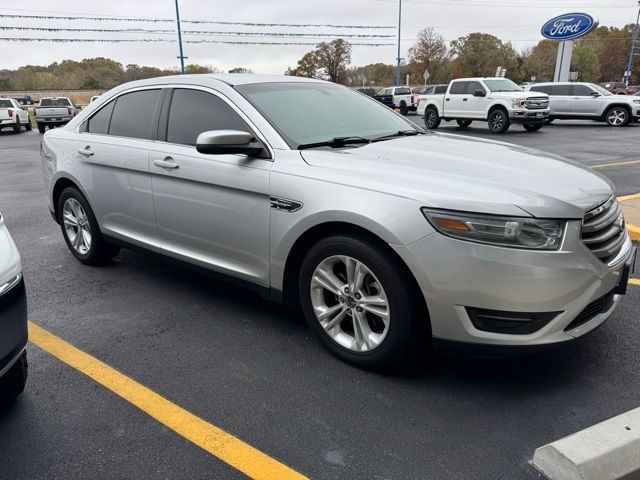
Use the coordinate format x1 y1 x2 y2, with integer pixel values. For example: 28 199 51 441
532 407 640 480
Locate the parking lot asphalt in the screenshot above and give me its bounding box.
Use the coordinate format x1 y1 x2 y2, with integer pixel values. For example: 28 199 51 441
1 126 639 480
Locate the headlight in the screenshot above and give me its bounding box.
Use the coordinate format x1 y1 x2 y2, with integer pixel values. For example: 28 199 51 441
512 99 526 108
422 209 566 250
633 99 640 104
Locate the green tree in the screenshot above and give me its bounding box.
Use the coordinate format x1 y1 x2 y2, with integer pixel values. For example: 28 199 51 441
315 39 352 83
287 51 320 78
572 42 600 82
525 40 557 82
450 33 519 80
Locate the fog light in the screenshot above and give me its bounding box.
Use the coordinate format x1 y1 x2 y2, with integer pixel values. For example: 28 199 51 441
466 307 560 335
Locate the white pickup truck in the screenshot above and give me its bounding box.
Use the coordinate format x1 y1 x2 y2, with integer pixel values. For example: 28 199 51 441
374 86 416 115
34 97 78 133
416 78 550 133
0 98 31 133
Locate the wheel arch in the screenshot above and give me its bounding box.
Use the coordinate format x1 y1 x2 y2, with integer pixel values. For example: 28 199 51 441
51 174 94 224
276 220 429 326
487 102 509 116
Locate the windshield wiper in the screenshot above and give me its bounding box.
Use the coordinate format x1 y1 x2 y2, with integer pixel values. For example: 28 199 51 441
297 136 371 150
371 130 423 142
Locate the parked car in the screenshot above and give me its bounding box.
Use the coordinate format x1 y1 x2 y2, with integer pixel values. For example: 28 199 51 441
12 95 34 106
599 82 639 95
0 98 31 133
35 97 78 133
374 86 415 115
41 74 632 369
526 82 640 127
0 212 28 402
419 78 550 133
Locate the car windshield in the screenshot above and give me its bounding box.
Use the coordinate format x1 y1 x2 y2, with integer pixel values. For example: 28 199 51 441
483 79 523 92
236 82 419 149
41 98 70 107
591 84 613 96
0 100 12 108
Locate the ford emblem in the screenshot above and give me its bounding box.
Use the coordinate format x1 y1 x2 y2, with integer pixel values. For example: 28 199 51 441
541 13 598 41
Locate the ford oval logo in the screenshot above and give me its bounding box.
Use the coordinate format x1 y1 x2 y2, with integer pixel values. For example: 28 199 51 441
541 13 598 41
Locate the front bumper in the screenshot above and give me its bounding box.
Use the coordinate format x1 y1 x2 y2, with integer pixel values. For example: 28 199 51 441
0 276 28 378
392 225 633 351
510 109 550 124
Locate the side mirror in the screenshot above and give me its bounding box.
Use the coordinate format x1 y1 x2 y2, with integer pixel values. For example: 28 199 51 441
590 91 601 97
473 89 486 97
196 130 266 156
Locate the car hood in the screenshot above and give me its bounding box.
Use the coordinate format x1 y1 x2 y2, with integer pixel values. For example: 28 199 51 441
300 133 613 219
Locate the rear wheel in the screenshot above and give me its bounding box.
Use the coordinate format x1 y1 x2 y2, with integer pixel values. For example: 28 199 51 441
25 119 32 131
605 107 630 127
424 107 441 130
399 101 408 116
488 109 510 134
523 123 543 132
37 123 46 134
12 122 21 133
299 235 428 370
0 352 27 403
58 187 120 265
456 119 472 129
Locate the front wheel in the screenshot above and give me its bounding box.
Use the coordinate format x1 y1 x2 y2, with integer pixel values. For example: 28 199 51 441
299 235 428 370
605 107 630 127
0 352 28 403
456 119 472 129
488 109 510 134
424 108 441 130
25 120 32 131
399 101 408 116
58 187 120 265
523 123 543 132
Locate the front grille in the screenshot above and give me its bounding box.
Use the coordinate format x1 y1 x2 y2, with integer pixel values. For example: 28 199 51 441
581 197 627 264
525 97 549 110
564 290 615 332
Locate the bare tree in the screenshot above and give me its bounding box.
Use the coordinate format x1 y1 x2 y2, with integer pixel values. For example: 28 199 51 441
407 28 448 79
315 39 352 84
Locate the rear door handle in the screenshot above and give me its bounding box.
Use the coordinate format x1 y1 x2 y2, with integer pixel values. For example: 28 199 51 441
153 157 179 170
445 98 451 101
77 147 93 157
463 98 468 101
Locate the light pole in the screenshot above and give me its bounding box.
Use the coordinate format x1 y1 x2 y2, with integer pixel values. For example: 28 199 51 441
395 0 402 86
624 1 640 86
174 0 186 74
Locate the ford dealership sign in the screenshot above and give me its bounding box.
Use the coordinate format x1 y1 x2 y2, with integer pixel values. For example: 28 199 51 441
541 13 598 41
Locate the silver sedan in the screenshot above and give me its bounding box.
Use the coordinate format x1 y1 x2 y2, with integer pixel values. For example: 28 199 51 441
41 74 633 369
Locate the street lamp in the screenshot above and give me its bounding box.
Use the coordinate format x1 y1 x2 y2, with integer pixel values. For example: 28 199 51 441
396 0 402 86
174 0 187 74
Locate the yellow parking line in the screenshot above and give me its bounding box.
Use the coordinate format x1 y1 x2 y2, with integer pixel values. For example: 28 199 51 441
618 193 640 203
630 278 640 287
27 321 308 480
592 159 640 169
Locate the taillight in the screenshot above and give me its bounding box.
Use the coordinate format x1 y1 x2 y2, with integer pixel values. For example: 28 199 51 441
8 109 13 118
68 107 73 115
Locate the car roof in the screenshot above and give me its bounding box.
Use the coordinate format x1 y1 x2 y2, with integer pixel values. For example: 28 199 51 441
529 82 592 86
123 74 326 88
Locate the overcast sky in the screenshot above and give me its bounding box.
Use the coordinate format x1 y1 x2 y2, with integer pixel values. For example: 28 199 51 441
1 0 638 73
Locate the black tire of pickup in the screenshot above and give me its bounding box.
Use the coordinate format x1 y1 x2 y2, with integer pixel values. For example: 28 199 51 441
424 107 441 129
456 120 472 129
488 109 510 134
37 123 46 134
399 101 408 116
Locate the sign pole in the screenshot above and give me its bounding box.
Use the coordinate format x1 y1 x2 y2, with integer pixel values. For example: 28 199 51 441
554 40 574 82
395 0 402 86
624 1 640 86
174 0 186 74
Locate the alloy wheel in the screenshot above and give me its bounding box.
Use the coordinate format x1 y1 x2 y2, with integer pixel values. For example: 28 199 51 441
62 198 92 255
309 255 390 353
607 109 627 126
426 111 437 128
491 113 505 131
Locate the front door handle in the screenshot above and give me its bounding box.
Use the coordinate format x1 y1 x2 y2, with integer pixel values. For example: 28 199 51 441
463 98 468 101
77 147 93 157
153 157 179 170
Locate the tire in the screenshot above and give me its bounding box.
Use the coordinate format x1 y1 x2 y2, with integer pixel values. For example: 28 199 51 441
37 123 46 134
456 119 472 129
399 101 408 116
523 123 543 132
298 234 428 370
25 120 32 131
424 107 441 130
12 122 21 133
0 352 28 403
605 106 630 127
57 187 120 266
488 109 510 134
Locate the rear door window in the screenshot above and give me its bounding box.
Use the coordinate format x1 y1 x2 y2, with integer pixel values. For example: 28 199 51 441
466 81 484 95
550 85 572 96
108 89 161 140
573 85 593 96
449 82 469 95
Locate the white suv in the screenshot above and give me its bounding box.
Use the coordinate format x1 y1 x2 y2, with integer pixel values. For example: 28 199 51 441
526 82 640 127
